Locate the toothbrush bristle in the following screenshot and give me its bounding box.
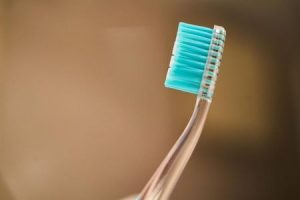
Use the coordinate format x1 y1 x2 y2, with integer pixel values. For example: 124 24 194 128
164 22 226 99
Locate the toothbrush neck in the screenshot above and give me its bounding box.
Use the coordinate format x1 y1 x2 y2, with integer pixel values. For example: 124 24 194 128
138 97 211 200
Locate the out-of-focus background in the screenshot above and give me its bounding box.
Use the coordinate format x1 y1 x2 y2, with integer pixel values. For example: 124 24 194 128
0 0 299 200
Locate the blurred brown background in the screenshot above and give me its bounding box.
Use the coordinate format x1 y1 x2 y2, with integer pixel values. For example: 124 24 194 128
0 0 299 200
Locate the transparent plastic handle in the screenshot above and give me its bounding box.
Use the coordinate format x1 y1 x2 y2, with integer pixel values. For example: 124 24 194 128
137 97 211 200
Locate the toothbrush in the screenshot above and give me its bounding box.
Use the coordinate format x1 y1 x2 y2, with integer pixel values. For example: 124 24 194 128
137 22 226 200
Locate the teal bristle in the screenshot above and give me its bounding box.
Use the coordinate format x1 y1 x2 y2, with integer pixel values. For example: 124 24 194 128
164 22 226 99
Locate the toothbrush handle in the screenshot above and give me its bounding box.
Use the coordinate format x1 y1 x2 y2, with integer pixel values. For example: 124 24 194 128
138 97 211 200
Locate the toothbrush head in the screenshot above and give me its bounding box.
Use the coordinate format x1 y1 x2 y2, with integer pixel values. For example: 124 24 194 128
164 22 226 100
